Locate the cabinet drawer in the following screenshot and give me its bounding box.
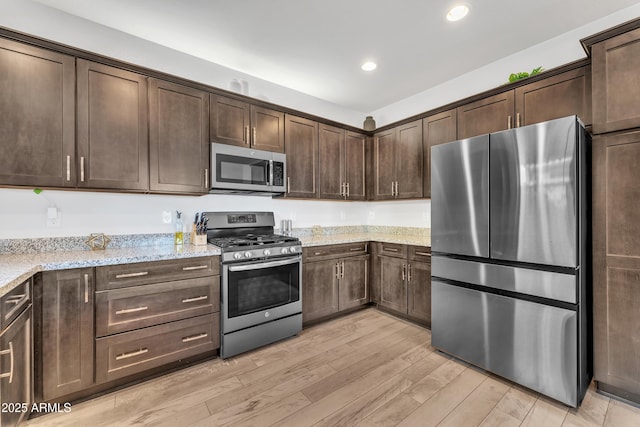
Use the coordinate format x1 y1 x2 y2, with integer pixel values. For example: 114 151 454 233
1 278 31 331
408 245 431 262
379 243 407 258
96 276 220 337
96 313 218 383
96 257 219 290
303 242 368 261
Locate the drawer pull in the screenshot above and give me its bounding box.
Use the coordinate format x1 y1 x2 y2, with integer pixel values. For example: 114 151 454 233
182 295 209 303
415 251 430 256
349 247 363 251
115 271 149 279
182 332 208 343
0 342 14 383
314 252 325 256
115 306 149 315
182 265 209 271
4 295 25 305
116 348 148 360
384 247 399 252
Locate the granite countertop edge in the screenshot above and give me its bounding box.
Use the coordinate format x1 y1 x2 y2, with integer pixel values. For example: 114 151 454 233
299 233 431 248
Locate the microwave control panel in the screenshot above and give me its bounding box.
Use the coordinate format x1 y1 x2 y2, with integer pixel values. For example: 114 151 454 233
272 162 284 186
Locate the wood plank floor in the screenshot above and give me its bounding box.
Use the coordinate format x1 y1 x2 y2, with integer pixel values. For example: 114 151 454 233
24 308 640 427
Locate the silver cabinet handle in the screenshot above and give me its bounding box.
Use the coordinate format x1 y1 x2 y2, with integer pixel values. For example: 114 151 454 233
391 182 395 196
84 273 89 304
66 155 71 181
116 348 148 361
415 251 430 256
287 177 291 193
182 295 208 303
182 332 208 343
349 247 362 251
507 115 512 129
244 126 250 144
252 127 257 144
182 265 208 271
346 182 350 198
4 295 25 305
395 181 399 197
516 113 521 128
341 182 345 197
341 261 345 279
384 247 399 252
115 306 148 315
402 263 406 281
115 271 149 279
408 264 412 282
80 156 85 182
0 342 14 383
205 168 208 188
335 262 340 279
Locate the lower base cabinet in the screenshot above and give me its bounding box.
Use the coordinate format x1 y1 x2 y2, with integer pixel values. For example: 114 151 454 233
302 243 369 324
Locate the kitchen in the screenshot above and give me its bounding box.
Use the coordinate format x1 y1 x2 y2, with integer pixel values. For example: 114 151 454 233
2 0 640 425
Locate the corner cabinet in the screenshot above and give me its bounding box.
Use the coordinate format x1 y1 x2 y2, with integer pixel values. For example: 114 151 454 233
149 78 210 194
285 115 319 198
372 120 423 200
77 60 149 191
302 243 369 324
318 124 366 200
0 38 76 187
37 269 95 401
210 94 284 152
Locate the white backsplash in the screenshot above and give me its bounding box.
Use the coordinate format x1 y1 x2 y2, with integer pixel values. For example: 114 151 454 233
0 188 430 239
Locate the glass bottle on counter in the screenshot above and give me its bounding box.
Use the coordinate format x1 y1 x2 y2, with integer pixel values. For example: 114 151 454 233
175 211 184 245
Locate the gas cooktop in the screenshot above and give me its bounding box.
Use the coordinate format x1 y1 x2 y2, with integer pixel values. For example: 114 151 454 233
208 233 299 249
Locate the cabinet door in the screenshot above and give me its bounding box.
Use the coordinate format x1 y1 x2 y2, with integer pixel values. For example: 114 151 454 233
210 94 250 147
369 243 381 304
285 115 319 198
407 260 431 325
379 256 407 313
593 131 640 397
344 131 367 200
41 269 94 401
0 39 75 187
302 260 339 323
515 66 591 127
149 79 209 194
592 27 640 133
457 91 515 139
0 307 32 427
423 109 457 198
318 124 345 199
395 119 423 199
339 255 370 311
372 129 396 200
77 60 148 191
251 105 285 152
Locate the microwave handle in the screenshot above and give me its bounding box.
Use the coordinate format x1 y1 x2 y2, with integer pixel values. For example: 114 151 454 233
269 160 274 186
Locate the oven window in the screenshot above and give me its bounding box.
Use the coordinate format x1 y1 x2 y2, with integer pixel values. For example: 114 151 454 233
227 262 300 318
217 154 269 185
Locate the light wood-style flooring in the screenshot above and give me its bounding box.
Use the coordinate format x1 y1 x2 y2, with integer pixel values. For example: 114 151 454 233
25 308 640 426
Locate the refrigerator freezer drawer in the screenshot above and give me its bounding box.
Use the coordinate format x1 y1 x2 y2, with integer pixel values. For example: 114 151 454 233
432 256 577 303
432 281 578 406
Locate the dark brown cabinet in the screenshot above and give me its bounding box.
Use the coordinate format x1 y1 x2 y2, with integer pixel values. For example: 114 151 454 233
302 243 369 324
319 125 366 200
210 94 284 152
372 120 423 200
457 92 515 139
0 38 75 188
39 269 94 401
149 79 209 194
422 109 457 198
0 280 32 427
593 129 640 403
285 115 319 198
373 243 431 325
77 60 149 191
592 27 640 134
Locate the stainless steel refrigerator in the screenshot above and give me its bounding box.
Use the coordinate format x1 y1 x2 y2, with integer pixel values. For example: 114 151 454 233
431 115 591 407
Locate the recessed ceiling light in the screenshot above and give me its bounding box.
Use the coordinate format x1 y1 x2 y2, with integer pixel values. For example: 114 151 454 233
447 5 469 22
361 61 377 71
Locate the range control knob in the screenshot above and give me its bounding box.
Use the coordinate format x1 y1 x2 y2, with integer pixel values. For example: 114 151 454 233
289 246 298 253
263 249 272 256
280 247 289 254
244 251 252 258
233 253 242 260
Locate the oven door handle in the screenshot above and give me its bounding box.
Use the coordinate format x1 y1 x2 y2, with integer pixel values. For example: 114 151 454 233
228 256 301 272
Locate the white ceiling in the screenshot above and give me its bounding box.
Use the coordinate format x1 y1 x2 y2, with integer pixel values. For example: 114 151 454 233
34 0 640 112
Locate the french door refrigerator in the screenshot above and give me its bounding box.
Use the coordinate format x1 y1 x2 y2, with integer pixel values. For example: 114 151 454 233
431 115 591 407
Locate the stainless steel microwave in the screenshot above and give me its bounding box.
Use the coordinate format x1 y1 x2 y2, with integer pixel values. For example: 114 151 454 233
210 143 286 195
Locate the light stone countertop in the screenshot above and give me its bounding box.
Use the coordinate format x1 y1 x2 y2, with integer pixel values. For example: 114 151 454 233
299 233 431 248
0 244 221 298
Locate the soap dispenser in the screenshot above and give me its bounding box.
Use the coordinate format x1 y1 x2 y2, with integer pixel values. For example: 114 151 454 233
175 211 184 245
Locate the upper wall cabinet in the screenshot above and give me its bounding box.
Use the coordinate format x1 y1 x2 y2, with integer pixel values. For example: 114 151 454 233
423 109 457 198
77 60 149 191
149 79 209 194
457 92 515 139
210 94 285 152
372 120 423 200
0 39 76 187
318 125 366 200
592 27 640 134
285 114 319 198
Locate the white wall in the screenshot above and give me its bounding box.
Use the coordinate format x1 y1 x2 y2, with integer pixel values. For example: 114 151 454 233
0 188 430 239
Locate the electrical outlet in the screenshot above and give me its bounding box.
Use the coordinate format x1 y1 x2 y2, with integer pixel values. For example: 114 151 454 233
46 207 61 227
162 211 172 224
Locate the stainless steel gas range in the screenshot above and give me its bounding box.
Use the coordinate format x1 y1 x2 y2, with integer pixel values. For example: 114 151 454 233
204 211 302 359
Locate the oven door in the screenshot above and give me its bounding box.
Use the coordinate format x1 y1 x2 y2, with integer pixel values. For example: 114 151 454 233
222 256 302 334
